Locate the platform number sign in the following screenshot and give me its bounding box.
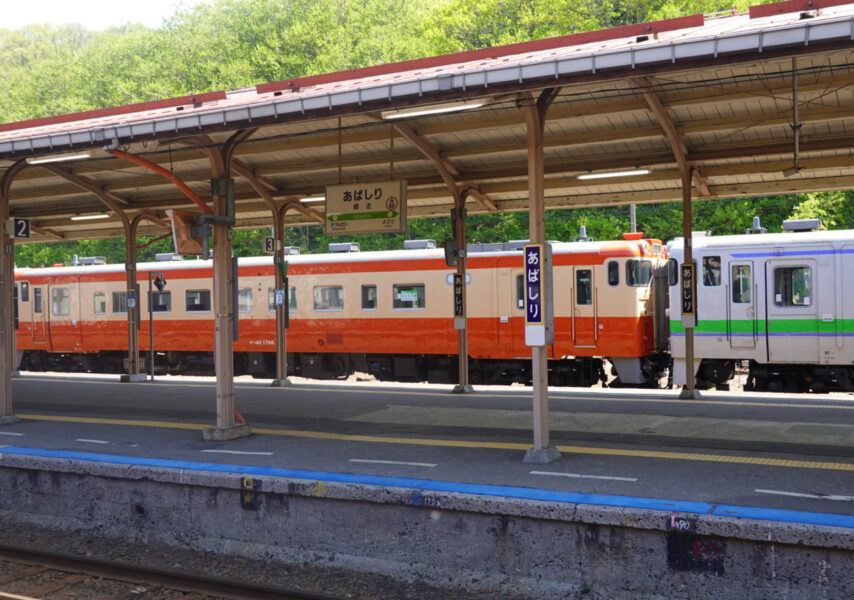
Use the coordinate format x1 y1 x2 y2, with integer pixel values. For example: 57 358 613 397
524 244 543 325
6 217 30 239
263 237 275 253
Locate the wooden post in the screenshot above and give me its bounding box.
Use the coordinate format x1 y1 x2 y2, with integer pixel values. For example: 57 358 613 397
522 91 560 464
272 206 290 386
679 166 700 399
452 197 473 393
120 228 145 382
0 161 25 423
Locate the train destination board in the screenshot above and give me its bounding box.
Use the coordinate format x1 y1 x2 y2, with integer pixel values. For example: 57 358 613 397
325 180 407 235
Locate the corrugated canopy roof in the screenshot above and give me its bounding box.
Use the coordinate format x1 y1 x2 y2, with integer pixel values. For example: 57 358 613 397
2 0 854 242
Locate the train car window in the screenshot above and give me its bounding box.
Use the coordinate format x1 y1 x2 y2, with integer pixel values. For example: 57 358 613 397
607 261 619 286
702 256 721 286
361 285 377 310
731 265 752 304
151 291 171 312
51 288 70 316
313 286 343 311
186 290 211 312
626 259 653 286
774 266 812 307
238 288 253 314
393 284 426 310
267 287 297 312
516 274 524 310
667 259 678 286
33 288 42 313
19 281 29 302
94 292 106 315
576 270 593 305
112 291 128 314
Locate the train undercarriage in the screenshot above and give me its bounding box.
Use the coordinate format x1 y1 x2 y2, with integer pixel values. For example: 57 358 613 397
18 349 629 388
694 359 854 393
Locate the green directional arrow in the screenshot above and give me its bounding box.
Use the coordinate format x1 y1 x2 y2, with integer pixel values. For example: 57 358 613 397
328 210 399 222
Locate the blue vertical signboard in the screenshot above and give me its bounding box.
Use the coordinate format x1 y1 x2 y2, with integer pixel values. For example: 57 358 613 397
524 243 553 346
524 245 543 325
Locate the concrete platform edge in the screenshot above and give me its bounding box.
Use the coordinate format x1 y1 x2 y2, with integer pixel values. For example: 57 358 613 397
1 448 852 550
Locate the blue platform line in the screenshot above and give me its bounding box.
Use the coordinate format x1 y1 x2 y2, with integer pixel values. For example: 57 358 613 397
3 446 854 529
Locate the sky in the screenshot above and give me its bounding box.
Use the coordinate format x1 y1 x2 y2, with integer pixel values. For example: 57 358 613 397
1 0 215 31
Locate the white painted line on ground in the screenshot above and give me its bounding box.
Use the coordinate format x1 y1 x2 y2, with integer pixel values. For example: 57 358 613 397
75 438 110 444
200 449 274 456
530 470 638 482
349 458 437 468
0 432 24 436
755 489 854 502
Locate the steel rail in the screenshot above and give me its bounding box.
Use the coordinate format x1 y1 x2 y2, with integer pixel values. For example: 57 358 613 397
0 544 337 600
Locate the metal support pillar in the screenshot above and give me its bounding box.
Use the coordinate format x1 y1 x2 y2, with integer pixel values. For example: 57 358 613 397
0 202 16 424
0 161 25 424
452 198 473 394
272 206 291 387
120 232 145 382
204 175 250 440
679 166 701 400
522 91 560 464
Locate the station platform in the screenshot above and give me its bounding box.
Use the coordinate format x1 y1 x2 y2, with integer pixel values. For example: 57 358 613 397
2 373 854 598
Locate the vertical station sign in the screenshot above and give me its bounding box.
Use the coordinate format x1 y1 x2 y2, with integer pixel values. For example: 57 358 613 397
325 180 406 235
524 243 554 346
453 273 465 330
680 262 697 328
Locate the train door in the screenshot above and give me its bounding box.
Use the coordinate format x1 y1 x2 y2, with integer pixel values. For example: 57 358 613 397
509 270 527 357
46 282 82 350
728 261 757 349
30 285 47 345
572 266 596 347
765 259 818 362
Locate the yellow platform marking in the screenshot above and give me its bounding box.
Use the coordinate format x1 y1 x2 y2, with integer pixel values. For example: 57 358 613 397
16 413 854 472
16 375 854 409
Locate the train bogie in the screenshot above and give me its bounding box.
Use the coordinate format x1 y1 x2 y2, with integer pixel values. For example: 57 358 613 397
668 225 854 392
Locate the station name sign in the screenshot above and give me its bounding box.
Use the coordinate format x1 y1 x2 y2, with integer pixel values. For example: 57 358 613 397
325 180 407 235
680 262 697 328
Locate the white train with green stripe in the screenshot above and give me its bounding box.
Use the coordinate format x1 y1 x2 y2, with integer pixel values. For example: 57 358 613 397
668 219 854 393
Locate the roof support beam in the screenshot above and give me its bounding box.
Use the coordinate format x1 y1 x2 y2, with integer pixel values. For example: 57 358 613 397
391 122 499 213
636 77 710 197
31 225 64 240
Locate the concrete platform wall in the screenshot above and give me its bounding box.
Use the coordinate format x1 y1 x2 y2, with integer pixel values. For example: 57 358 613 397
1 453 852 599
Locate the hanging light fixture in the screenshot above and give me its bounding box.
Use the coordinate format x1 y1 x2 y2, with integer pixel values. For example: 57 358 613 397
26 151 92 165
577 168 650 180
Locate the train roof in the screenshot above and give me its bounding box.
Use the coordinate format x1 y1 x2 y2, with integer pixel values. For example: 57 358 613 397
15 237 664 277
668 228 854 254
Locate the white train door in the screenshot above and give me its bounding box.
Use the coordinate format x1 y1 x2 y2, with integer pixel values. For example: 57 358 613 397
728 261 757 349
31 286 47 345
572 267 596 347
765 259 819 363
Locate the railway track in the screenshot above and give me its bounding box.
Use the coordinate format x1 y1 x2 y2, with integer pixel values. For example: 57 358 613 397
0 545 334 600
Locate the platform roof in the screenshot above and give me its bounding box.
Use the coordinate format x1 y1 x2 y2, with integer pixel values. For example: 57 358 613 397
2 0 854 243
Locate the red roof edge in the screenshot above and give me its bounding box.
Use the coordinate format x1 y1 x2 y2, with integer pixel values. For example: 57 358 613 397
0 91 228 135
256 13 705 94
750 0 852 18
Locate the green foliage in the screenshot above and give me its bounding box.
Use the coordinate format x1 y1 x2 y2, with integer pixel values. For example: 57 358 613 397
2 0 850 264
789 191 854 229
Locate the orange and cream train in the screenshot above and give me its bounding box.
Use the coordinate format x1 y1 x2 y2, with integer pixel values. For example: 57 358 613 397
13 236 671 387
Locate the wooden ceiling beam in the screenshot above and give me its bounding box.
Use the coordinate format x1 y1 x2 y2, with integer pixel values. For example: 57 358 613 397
392 121 499 212
636 76 710 196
